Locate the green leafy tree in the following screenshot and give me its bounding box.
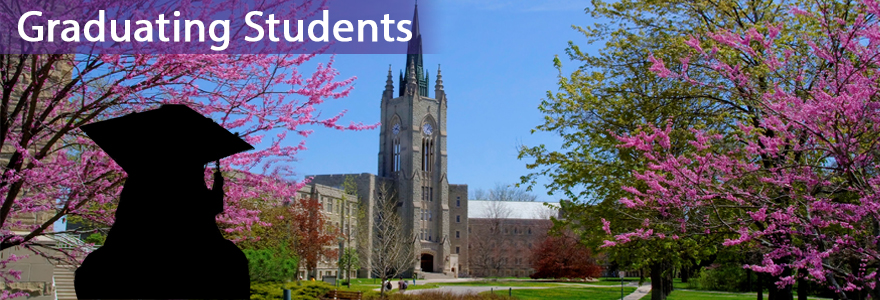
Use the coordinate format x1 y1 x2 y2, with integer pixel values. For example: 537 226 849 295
82 233 106 245
518 0 826 299
340 247 359 286
243 243 300 282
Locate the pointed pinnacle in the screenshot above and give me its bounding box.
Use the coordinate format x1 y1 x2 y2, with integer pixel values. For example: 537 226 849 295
435 64 444 91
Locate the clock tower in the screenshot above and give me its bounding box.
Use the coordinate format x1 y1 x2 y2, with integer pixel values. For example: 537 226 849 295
376 2 460 276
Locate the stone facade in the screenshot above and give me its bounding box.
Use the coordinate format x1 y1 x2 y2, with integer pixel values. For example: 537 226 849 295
1 55 75 299
292 182 360 280
448 184 468 277
0 239 59 300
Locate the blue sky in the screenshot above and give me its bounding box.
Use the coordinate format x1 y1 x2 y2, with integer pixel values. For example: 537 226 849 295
291 0 596 202
54 0 596 232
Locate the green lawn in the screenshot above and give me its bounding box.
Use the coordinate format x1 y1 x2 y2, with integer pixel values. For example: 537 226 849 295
662 290 758 300
442 281 569 288
333 278 441 294
638 290 830 300
487 287 637 300
440 278 644 288
671 278 700 290
588 277 646 286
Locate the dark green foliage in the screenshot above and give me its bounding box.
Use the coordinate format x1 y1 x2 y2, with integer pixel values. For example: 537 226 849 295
249 281 332 300
694 265 753 292
83 233 105 245
243 243 299 282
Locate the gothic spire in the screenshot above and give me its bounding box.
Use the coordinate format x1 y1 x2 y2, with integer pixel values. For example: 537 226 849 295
385 64 394 95
405 57 419 97
400 2 427 97
435 64 444 92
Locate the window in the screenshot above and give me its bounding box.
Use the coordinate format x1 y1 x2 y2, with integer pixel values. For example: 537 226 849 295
393 135 401 172
456 199 460 207
429 210 432 221
528 227 532 235
456 215 460 223
456 247 460 254
422 134 434 172
328 199 333 212
455 231 460 238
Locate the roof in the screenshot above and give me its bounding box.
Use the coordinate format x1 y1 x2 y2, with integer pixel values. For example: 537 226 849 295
467 200 559 220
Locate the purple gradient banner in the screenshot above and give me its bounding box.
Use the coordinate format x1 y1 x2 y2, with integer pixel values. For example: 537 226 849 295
0 0 435 54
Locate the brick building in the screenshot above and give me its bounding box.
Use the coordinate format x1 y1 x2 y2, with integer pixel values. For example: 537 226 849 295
467 201 557 278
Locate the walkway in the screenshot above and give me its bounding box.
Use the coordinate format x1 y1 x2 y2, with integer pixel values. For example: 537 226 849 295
389 280 650 297
623 283 652 300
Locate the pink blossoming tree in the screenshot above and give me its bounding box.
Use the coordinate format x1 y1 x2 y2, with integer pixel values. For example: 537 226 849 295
0 1 377 297
606 0 880 298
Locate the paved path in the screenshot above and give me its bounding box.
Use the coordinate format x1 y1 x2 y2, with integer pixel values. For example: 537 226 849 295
404 285 553 295
623 283 652 300
384 281 647 296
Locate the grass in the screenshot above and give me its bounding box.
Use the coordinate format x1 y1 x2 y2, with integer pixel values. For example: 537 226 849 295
638 290 831 300
671 278 700 290
487 287 637 300
442 281 570 288
332 277 442 294
366 290 514 300
586 277 646 286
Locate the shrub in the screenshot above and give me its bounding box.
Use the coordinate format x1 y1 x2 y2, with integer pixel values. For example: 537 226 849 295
243 243 300 282
529 232 602 279
249 281 332 300
695 264 752 292
83 233 105 245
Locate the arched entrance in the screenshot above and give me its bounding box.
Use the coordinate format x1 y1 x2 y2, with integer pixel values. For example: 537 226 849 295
420 254 434 272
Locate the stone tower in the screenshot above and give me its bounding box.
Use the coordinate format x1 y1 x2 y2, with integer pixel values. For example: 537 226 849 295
376 2 458 275
313 2 468 278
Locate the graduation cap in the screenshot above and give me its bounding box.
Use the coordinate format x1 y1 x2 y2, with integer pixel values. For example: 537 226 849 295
81 104 254 173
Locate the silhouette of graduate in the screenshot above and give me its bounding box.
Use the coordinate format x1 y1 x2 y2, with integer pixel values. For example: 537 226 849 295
75 104 252 299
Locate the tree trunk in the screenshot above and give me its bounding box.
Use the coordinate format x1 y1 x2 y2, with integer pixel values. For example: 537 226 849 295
681 266 689 283
640 268 646 286
797 269 807 300
664 262 673 297
747 268 752 292
651 261 672 300
757 273 763 300
767 263 793 300
651 262 665 300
